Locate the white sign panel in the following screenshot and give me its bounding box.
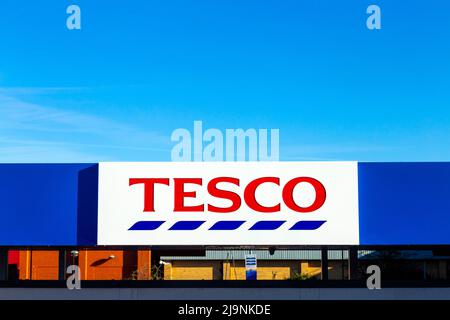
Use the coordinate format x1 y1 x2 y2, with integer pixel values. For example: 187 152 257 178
98 162 359 245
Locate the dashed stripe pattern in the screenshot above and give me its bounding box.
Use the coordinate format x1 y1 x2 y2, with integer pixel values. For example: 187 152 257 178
209 220 245 230
129 220 326 231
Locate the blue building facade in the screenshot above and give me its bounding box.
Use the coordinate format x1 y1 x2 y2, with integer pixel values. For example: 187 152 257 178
0 162 449 247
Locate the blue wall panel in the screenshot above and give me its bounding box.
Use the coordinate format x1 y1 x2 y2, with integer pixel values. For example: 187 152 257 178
358 163 450 245
0 164 97 246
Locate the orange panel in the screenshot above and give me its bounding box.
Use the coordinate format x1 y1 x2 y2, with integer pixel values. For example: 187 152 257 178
31 250 59 280
18 250 31 280
79 250 137 280
137 250 151 280
17 249 144 281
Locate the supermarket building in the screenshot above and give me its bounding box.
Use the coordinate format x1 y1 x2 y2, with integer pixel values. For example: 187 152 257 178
1 161 450 284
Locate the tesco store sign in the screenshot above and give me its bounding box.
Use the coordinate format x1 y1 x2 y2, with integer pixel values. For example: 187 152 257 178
97 162 359 245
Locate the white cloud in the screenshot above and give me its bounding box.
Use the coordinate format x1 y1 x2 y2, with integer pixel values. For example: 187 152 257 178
0 88 171 162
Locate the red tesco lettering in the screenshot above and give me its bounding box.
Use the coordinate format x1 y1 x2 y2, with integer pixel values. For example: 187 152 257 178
129 176 326 213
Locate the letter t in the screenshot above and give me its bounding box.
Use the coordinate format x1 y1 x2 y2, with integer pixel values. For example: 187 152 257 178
129 178 170 212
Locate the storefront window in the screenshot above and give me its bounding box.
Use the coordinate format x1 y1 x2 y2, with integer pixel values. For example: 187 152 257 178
0 249 448 282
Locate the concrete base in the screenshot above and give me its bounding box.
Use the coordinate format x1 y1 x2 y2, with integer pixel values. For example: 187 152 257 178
1 287 450 300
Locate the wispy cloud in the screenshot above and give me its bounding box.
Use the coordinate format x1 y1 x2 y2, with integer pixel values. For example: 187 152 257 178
0 88 172 162
0 145 106 163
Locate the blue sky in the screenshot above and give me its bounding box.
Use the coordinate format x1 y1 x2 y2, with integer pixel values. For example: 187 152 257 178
0 0 449 162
